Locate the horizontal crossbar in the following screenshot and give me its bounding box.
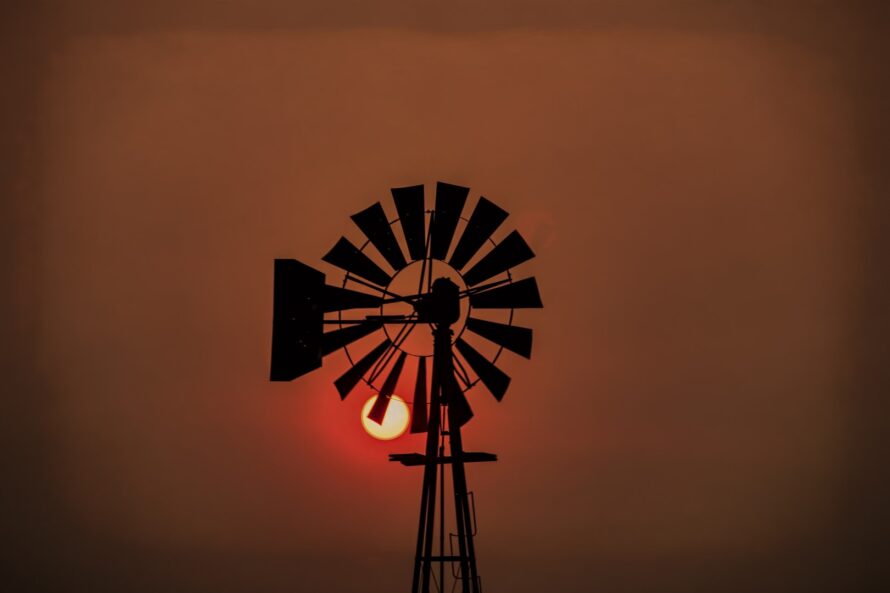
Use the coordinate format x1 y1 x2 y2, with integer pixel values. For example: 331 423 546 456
417 555 466 562
389 452 497 466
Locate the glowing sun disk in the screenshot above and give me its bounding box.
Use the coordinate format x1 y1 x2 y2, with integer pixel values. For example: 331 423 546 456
361 394 410 440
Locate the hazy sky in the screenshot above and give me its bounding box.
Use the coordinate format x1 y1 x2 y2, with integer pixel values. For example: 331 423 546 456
3 2 888 592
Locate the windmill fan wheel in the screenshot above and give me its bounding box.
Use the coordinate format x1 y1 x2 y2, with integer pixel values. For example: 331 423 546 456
270 181 543 431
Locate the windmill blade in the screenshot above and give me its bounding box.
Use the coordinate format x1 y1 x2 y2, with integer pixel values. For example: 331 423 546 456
322 285 383 312
465 317 533 359
455 338 511 401
448 197 509 271
444 370 473 428
469 277 543 309
334 338 391 399
322 237 392 287
462 230 535 286
409 357 428 433
429 182 469 260
391 185 426 261
270 259 325 381
321 318 383 355
351 202 408 271
368 351 408 424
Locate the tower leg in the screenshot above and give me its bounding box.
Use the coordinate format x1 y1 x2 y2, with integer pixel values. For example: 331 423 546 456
412 419 440 593
414 331 445 593
420 452 438 593
449 421 479 593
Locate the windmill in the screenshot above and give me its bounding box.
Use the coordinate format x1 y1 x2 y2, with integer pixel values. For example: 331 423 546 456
270 182 543 593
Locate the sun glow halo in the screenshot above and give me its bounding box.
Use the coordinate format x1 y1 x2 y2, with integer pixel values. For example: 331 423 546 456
361 394 410 440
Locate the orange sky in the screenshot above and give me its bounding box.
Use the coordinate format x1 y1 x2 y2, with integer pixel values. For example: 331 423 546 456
3 2 888 592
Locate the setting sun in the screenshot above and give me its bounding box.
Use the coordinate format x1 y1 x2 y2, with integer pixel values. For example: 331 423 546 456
360 394 410 440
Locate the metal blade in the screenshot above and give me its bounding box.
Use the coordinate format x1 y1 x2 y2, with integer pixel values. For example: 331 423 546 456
462 230 535 286
321 318 383 355
444 369 473 427
465 317 533 358
321 237 392 287
333 338 391 400
351 201 408 271
448 197 508 271
270 259 324 381
469 277 543 309
368 351 408 424
322 285 383 312
391 184 426 261
455 338 511 401
409 358 428 433
429 182 468 260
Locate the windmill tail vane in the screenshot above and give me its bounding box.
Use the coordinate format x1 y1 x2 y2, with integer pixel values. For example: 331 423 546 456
269 181 543 593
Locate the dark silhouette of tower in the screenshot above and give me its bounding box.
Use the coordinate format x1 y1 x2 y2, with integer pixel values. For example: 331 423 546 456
270 182 543 592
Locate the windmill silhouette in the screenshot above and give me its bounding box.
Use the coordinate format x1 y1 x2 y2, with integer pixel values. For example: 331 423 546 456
270 182 543 593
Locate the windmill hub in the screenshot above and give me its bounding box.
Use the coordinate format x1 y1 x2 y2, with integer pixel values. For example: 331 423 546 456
380 259 468 356
414 277 461 325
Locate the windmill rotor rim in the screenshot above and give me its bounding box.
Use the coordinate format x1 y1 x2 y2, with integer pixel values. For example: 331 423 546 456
338 211 517 403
